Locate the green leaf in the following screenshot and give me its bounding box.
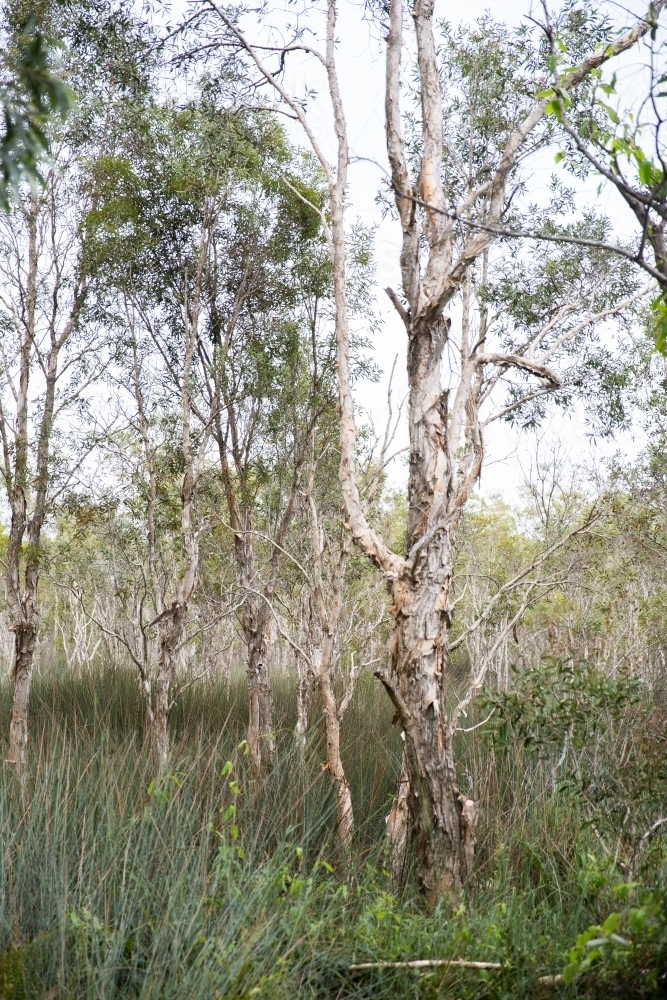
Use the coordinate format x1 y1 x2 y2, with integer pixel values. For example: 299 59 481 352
220 760 233 777
638 160 655 186
598 102 619 125
562 962 579 984
650 295 667 354
628 907 647 934
601 912 621 935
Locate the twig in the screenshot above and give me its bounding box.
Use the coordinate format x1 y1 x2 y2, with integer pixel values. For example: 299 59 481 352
218 520 312 586
456 709 495 733
348 959 502 971
641 816 667 841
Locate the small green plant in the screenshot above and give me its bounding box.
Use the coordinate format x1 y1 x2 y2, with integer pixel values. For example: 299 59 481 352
563 884 667 992
481 658 640 753
146 771 185 805
208 746 249 871
481 659 667 876
0 945 31 1000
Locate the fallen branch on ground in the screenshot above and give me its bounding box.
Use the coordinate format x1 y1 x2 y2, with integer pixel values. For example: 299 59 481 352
347 959 564 985
348 960 501 971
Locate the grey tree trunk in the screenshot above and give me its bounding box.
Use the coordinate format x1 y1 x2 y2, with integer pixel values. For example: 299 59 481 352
245 600 276 778
319 659 354 852
294 654 312 755
7 622 38 780
3 193 85 785
151 605 187 770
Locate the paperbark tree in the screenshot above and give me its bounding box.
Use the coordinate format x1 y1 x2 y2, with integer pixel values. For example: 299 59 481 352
129 292 210 769
213 352 313 778
0 165 100 782
195 152 337 778
0 0 156 780
301 457 357 849
65 310 214 770
82 100 232 766
204 0 661 898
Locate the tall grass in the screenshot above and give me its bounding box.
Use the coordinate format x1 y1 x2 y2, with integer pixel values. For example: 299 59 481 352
0 668 661 998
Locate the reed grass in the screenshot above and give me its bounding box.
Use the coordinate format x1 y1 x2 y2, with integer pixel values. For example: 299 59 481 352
0 668 661 998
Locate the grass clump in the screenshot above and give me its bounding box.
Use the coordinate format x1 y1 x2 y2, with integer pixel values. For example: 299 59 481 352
0 667 665 998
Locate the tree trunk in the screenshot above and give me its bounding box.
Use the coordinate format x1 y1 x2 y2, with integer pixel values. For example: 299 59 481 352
386 744 409 883
295 654 312 755
7 621 38 782
151 605 187 771
372 284 479 897
385 526 478 899
245 601 276 778
319 660 353 852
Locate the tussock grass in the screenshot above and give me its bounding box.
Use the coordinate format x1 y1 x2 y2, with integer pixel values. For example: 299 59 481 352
0 668 659 998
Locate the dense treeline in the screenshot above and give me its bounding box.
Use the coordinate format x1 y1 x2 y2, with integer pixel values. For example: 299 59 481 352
1 0 667 995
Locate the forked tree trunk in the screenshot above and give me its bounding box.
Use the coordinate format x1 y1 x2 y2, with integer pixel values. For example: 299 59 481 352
3 195 81 785
132 250 206 770
218 445 277 779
